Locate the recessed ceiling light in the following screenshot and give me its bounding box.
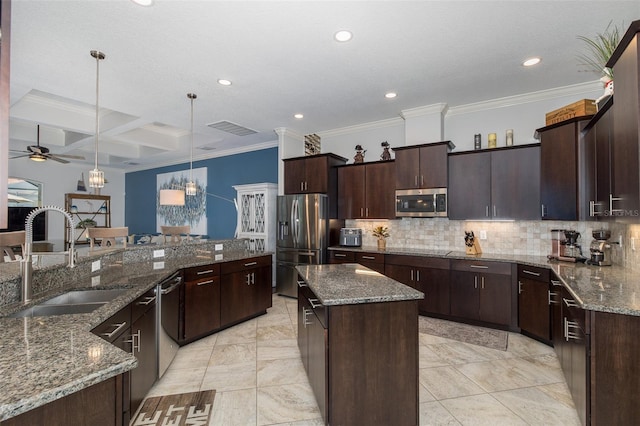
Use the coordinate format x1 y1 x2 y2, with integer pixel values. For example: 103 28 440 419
523 57 541 67
334 30 353 42
294 113 304 119
385 92 397 99
218 79 232 86
130 0 153 6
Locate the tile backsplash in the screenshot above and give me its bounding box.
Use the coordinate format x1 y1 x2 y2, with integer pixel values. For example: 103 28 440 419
347 218 640 271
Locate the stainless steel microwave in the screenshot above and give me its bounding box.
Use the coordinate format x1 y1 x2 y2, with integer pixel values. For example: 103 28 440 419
395 188 447 217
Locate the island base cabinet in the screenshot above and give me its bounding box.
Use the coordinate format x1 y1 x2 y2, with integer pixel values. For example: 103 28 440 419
298 282 418 426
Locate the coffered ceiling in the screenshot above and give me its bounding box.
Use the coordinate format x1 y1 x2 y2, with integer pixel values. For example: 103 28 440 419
8 1 639 171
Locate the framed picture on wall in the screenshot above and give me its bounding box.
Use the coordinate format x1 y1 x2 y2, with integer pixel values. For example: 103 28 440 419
156 167 207 235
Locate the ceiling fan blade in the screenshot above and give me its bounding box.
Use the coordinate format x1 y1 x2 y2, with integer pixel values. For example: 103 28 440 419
47 155 70 164
53 154 85 160
9 149 30 154
10 154 31 160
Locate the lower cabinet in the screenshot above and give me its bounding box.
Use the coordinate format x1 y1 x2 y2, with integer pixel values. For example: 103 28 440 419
329 249 385 274
182 264 221 342
129 288 158 415
220 255 272 326
385 255 450 316
450 260 515 328
297 278 418 425
517 264 551 343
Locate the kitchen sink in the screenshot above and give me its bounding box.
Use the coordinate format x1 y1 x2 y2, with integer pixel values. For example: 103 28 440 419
8 288 129 318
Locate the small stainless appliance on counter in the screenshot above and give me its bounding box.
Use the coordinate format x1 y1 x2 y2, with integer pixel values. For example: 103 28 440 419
588 229 613 266
340 228 362 247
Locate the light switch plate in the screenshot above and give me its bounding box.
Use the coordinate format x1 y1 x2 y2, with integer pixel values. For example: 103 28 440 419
91 260 101 272
153 249 165 258
153 261 165 270
479 230 487 240
91 276 100 286
215 254 223 261
215 244 223 251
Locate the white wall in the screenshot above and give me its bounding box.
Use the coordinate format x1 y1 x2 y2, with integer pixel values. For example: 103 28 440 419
8 159 125 248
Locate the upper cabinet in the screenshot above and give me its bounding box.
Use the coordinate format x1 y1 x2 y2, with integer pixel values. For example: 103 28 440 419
537 118 591 221
393 141 454 189
583 98 613 220
448 145 540 220
337 161 396 220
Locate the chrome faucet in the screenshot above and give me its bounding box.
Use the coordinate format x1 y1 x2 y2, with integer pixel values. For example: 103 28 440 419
21 206 76 303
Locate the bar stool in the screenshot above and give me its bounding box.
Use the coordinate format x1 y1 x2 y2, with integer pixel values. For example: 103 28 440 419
87 227 129 249
161 225 190 243
0 231 26 262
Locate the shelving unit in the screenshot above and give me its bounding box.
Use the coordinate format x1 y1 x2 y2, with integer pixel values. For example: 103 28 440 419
64 193 111 249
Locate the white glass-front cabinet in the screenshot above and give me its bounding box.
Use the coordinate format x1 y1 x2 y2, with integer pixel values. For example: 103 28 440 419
233 183 277 285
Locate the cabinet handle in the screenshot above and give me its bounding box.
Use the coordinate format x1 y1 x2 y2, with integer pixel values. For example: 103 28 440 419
101 322 128 339
421 175 424 186
300 182 304 192
589 200 604 217
470 265 489 269
197 269 215 275
486 206 489 217
360 207 364 217
297 280 308 288
493 205 497 217
518 281 522 294
551 279 563 287
481 276 485 289
303 307 312 327
522 269 541 277
308 298 323 309
137 296 156 305
610 193 623 213
416 270 420 281
125 330 141 353
361 255 375 260
474 276 478 289
244 261 257 267
334 253 347 258
415 176 418 187
304 182 308 191
563 297 579 308
565 320 581 341
251 272 256 285
548 291 557 305
197 279 215 286
366 208 369 217
246 274 251 286
541 204 546 218
411 269 414 281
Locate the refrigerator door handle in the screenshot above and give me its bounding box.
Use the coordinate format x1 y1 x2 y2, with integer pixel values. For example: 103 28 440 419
292 198 299 247
278 221 289 240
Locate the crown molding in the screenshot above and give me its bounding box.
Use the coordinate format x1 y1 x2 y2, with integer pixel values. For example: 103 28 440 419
317 117 403 139
447 81 601 116
274 127 304 141
400 103 448 119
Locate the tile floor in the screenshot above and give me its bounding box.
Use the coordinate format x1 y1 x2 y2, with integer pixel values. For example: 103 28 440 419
145 294 581 425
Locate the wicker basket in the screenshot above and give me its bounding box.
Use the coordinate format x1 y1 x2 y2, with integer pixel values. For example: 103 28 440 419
545 99 597 125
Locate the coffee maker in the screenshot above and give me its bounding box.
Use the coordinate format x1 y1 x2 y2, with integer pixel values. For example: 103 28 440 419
588 229 612 266
549 229 586 262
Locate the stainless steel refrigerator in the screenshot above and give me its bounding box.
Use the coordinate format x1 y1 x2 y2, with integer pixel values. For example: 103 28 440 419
276 193 333 298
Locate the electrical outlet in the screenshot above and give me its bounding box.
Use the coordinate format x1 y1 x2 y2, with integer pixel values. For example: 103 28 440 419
215 244 223 251
91 260 101 272
153 249 165 258
153 261 165 270
479 230 487 240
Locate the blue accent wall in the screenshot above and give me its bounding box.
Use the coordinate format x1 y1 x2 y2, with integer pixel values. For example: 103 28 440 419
125 147 278 238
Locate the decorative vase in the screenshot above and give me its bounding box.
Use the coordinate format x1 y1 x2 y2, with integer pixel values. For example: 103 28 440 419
377 238 386 250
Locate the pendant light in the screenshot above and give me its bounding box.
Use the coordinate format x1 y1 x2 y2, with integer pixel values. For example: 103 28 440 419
185 93 197 196
89 50 105 188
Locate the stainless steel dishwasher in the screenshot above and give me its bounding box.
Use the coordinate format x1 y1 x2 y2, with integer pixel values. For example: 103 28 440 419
157 270 183 378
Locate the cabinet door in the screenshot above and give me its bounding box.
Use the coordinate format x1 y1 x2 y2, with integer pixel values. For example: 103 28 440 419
385 264 428 313
491 146 540 220
355 252 385 274
479 273 512 326
594 107 613 218
540 123 579 220
338 165 365 219
518 276 551 341
449 270 479 320
184 275 221 340
284 159 306 194
419 144 449 188
130 305 157 415
395 148 420 189
365 162 396 219
421 267 450 316
305 156 330 193
308 309 328 422
221 271 254 325
329 250 355 264
255 265 273 313
298 287 311 372
448 152 492 220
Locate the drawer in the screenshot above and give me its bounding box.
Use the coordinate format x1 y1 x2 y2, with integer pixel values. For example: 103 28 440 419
450 259 511 275
518 264 549 282
92 305 131 343
131 286 157 323
298 278 327 329
356 252 384 265
184 263 220 281
221 255 271 274
386 254 449 270
329 250 355 262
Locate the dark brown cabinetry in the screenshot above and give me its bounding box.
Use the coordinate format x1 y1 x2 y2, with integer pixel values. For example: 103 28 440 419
517 265 551 343
385 255 449 316
297 279 418 425
129 288 157 414
337 161 396 219
449 260 515 328
394 141 453 189
220 255 272 326
183 264 221 341
448 145 540 220
537 118 591 221
328 249 385 274
583 99 613 220
328 249 355 264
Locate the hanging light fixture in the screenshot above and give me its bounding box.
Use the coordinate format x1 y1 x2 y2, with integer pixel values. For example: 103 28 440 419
185 92 197 196
89 50 106 188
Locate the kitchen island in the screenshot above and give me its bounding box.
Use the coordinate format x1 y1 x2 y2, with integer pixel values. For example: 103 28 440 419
296 263 423 426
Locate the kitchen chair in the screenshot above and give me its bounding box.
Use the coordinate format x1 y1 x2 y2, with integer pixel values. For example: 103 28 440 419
87 227 129 249
161 225 190 243
0 230 26 262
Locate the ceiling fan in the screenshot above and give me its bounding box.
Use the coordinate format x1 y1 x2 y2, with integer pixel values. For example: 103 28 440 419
10 125 86 164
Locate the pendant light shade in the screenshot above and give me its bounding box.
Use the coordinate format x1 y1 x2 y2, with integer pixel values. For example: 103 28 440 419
89 50 106 189
185 92 197 196
159 189 185 206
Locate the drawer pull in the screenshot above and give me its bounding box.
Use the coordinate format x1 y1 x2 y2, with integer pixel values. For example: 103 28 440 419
361 255 375 260
297 280 308 288
470 265 489 269
334 253 347 258
137 296 156 305
101 321 128 339
548 291 558 305
309 298 323 309
522 269 541 277
197 269 215 275
550 279 563 287
197 279 215 286
563 297 579 308
244 261 258 267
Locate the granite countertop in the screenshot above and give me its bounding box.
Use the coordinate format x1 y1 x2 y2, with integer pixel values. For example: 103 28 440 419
329 245 640 316
296 263 424 306
0 245 271 421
